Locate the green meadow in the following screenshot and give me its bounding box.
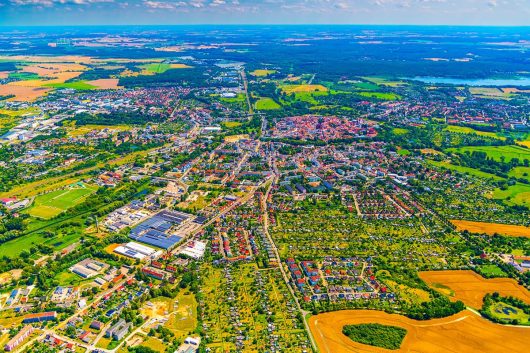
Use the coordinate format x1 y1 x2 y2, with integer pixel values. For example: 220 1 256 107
44 81 97 90
447 145 530 162
256 97 281 110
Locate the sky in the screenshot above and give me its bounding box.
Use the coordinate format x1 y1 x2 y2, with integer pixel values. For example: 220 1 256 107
0 0 529 26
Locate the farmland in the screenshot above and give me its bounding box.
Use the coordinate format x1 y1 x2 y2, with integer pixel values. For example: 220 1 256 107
251 69 276 77
427 160 503 180
255 97 281 110
444 125 506 140
309 309 528 353
451 220 530 238
447 145 530 162
419 270 530 309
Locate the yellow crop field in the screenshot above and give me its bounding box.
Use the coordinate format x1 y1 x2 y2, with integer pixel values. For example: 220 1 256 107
281 84 328 93
451 220 530 238
309 309 529 353
419 270 530 309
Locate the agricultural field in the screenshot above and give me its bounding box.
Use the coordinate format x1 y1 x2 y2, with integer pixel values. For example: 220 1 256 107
251 69 276 77
492 182 530 207
469 87 513 100
309 309 528 353
451 220 530 238
419 270 530 309
444 125 506 140
255 97 281 110
360 77 406 87
508 166 530 182
65 123 131 137
447 145 530 163
357 91 400 100
44 81 98 90
26 183 98 219
280 84 328 94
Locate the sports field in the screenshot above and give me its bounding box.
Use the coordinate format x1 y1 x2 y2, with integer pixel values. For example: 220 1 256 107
27 183 97 219
309 309 528 353
451 220 530 238
419 270 530 309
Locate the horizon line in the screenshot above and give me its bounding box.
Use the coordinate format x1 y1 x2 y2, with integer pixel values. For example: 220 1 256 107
1 23 530 28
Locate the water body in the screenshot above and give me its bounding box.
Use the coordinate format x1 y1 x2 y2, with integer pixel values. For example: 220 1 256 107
406 77 530 87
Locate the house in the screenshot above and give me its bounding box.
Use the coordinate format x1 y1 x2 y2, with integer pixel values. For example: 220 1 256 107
4 325 33 351
23 311 57 323
90 320 103 330
105 319 131 341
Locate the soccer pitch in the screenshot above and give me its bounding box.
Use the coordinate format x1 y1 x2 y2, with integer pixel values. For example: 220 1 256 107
27 184 97 219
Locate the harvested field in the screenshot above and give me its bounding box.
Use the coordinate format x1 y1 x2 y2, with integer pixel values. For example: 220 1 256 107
419 270 530 309
0 84 51 101
86 78 121 89
21 63 87 78
281 84 328 93
0 55 94 64
309 310 529 353
451 220 530 238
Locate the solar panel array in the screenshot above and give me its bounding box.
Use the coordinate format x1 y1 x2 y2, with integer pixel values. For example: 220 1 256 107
129 210 190 249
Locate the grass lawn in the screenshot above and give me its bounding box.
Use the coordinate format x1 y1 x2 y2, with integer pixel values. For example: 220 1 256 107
8 72 40 80
142 63 172 74
492 183 530 207
487 302 529 324
66 124 130 137
165 291 198 339
221 121 243 129
508 166 530 182
478 264 508 277
357 91 401 100
397 149 411 156
141 337 166 352
516 133 530 148
140 63 191 74
44 81 97 90
360 76 406 87
353 82 379 90
55 270 93 286
0 231 81 258
445 125 506 141
447 145 530 163
428 160 503 180
393 128 409 135
27 184 98 219
255 97 281 110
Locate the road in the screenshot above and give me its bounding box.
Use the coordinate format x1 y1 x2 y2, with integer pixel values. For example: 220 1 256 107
260 172 319 353
240 69 253 116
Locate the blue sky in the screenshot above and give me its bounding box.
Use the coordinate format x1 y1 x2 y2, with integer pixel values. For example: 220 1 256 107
1 0 529 26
